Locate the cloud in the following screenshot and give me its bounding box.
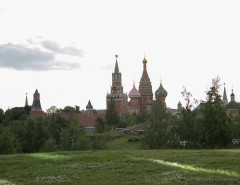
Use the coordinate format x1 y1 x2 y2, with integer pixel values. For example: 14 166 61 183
100 64 113 70
0 43 80 71
40 41 83 57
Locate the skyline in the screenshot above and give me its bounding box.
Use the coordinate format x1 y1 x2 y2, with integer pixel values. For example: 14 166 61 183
0 0 240 111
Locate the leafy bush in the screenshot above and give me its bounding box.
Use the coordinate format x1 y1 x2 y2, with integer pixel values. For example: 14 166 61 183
39 138 58 152
74 136 91 150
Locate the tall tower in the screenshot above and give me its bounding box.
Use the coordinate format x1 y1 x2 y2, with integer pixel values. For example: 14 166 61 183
30 89 44 118
106 55 128 116
25 93 28 107
139 56 153 111
222 83 228 105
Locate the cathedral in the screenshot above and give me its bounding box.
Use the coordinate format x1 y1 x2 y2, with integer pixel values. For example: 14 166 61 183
107 55 168 116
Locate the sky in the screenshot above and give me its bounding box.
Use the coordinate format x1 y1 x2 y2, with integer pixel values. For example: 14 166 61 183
0 0 240 111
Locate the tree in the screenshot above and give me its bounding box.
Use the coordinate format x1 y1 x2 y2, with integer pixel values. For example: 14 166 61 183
201 77 233 148
177 87 200 148
143 99 173 149
0 108 4 124
0 126 18 154
95 117 105 133
105 97 119 129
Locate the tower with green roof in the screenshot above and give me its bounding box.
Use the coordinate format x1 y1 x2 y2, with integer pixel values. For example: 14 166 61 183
223 83 228 105
25 93 28 107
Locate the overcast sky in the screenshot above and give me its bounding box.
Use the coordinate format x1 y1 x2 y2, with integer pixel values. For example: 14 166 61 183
0 0 240 111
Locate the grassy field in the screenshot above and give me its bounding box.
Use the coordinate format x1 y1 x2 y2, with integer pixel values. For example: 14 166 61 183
0 149 240 185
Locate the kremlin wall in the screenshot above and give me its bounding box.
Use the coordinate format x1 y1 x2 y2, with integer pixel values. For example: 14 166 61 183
29 55 239 126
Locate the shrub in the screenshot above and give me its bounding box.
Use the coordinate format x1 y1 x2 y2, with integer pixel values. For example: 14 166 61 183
39 138 58 152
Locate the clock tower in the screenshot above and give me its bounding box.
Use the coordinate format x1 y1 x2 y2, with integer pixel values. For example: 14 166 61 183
106 55 128 116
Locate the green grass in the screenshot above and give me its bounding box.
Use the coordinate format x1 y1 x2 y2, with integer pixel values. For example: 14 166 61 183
0 150 240 185
106 135 142 150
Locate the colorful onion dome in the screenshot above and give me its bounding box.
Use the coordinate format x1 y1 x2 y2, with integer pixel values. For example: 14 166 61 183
129 83 141 98
155 82 168 98
143 56 147 63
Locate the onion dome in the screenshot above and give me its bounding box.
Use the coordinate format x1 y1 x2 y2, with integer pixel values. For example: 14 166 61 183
129 82 141 98
143 56 147 63
155 82 168 98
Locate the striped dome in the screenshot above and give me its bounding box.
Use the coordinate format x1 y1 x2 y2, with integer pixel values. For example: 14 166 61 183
155 83 168 98
129 84 141 98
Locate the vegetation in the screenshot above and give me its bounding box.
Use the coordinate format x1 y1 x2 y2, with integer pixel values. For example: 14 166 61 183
0 150 240 185
0 77 240 154
105 97 119 129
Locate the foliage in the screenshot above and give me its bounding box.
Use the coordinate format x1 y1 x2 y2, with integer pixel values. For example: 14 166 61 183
4 107 28 125
39 138 58 152
88 133 115 149
105 97 119 128
0 108 4 124
177 87 201 148
0 126 18 154
201 77 233 148
95 117 105 133
142 99 176 149
73 136 91 150
118 114 137 128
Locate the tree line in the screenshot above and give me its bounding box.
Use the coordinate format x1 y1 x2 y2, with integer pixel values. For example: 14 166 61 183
0 77 240 154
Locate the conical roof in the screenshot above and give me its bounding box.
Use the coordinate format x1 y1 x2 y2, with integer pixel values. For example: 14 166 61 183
129 83 141 98
223 84 227 101
86 100 93 109
155 82 168 98
140 57 150 82
25 93 28 107
35 89 39 94
114 55 120 74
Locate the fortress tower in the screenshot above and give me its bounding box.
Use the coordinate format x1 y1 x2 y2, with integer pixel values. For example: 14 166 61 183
30 89 44 118
106 55 128 116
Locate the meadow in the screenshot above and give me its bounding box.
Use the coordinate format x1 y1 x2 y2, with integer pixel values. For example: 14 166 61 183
0 149 240 185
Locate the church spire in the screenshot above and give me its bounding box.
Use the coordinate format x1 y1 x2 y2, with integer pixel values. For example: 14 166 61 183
114 54 120 74
223 83 228 104
25 93 28 107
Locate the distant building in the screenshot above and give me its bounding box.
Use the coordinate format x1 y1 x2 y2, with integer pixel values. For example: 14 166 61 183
29 90 105 127
225 89 240 116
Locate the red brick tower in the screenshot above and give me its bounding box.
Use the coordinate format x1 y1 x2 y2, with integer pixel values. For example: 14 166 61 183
139 57 153 111
30 89 44 118
106 55 128 116
128 81 141 115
